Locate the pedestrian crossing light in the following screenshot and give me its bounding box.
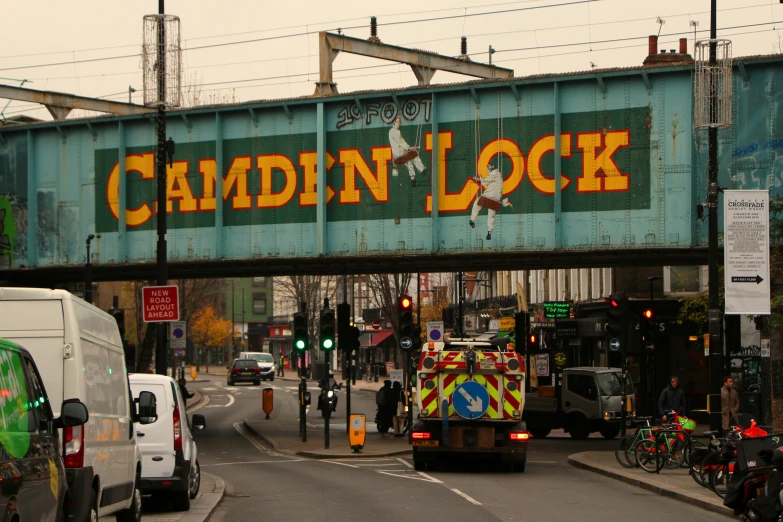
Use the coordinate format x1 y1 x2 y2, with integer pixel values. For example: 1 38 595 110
398 295 414 350
320 306 335 350
293 312 308 351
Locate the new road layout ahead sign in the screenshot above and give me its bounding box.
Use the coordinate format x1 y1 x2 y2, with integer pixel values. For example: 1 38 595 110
142 285 180 322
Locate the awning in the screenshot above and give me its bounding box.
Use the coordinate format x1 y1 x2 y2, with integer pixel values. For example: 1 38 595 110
359 330 393 348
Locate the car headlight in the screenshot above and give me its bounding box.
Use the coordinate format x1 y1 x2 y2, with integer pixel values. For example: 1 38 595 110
327 391 334 398
603 411 610 421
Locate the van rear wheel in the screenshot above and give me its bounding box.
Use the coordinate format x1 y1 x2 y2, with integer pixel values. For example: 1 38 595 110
171 490 191 511
189 461 201 499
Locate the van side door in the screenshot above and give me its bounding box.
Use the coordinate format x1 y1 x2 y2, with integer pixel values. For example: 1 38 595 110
564 373 599 418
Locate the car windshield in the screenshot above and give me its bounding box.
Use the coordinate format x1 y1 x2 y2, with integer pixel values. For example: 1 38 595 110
247 353 274 363
234 360 257 368
597 372 633 396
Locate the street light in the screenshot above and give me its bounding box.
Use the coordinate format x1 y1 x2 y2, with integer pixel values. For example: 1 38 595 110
128 86 136 104
648 275 662 302
84 234 95 304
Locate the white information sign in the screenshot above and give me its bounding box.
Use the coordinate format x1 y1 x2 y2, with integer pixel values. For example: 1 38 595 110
170 321 187 349
389 369 403 385
535 354 550 377
427 321 444 342
724 190 770 315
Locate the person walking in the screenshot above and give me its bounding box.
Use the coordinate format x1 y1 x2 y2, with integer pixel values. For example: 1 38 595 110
178 377 195 409
376 380 392 434
278 353 285 377
391 381 406 437
658 375 687 422
721 375 740 430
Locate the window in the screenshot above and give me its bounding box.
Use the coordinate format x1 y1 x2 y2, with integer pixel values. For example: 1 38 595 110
568 374 597 401
253 293 267 315
24 357 53 432
253 277 266 287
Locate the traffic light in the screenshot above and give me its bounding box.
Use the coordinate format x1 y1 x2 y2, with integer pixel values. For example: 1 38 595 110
513 311 529 351
108 307 125 340
527 332 538 352
397 295 414 350
320 306 335 350
605 294 628 336
293 312 308 351
341 325 360 352
337 303 351 351
640 307 656 352
412 324 422 351
442 306 455 329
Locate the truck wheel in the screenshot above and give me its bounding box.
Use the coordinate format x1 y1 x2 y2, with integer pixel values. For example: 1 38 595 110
568 414 590 440
599 428 620 439
527 426 551 438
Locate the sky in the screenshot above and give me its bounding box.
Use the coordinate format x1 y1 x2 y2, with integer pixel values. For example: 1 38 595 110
2 0 782 120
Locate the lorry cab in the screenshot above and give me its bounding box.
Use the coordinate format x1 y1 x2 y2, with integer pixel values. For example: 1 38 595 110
525 367 634 440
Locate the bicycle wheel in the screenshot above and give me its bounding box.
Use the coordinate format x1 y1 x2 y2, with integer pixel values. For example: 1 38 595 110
710 459 735 499
689 447 712 487
615 435 637 468
635 439 660 473
698 451 722 490
662 433 687 469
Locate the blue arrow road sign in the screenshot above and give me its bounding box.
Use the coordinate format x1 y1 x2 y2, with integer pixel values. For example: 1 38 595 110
452 382 490 420
400 337 413 349
610 338 621 351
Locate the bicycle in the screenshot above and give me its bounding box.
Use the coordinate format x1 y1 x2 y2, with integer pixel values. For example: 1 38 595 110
634 411 694 473
615 417 655 468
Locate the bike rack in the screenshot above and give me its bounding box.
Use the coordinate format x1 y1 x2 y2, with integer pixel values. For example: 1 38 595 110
653 428 692 474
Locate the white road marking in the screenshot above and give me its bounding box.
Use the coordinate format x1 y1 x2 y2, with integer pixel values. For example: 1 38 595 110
226 394 235 408
188 393 209 413
396 457 414 469
202 387 217 391
321 459 359 469
203 459 304 466
378 471 440 482
233 422 270 452
450 488 482 506
416 471 443 484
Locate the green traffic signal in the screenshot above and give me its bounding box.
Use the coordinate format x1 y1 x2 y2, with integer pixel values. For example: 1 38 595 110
322 338 334 349
295 339 305 350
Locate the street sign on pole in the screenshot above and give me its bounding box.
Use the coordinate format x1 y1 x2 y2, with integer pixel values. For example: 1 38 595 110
724 190 771 315
371 319 381 330
142 285 180 322
609 338 621 352
170 321 186 356
427 321 444 342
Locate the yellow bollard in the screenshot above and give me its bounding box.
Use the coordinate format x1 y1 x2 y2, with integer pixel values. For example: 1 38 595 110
349 414 367 453
263 388 274 419
190 366 197 380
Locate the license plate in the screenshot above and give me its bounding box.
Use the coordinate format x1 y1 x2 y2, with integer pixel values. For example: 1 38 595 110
413 440 439 447
241 371 251 375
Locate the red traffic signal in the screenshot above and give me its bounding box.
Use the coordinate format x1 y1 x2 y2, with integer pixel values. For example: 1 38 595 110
400 296 412 309
642 308 654 320
606 297 619 308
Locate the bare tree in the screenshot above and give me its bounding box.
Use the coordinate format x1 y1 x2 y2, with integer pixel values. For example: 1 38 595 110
367 273 414 367
273 275 338 359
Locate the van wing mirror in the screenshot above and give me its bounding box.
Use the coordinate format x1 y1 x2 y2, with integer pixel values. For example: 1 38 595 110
191 413 206 431
135 391 158 424
56 400 89 428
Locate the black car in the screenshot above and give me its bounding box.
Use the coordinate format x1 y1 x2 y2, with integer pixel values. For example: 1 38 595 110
0 338 89 522
227 359 261 386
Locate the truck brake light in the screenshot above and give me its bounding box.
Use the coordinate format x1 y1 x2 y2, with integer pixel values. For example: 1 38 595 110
63 424 85 468
411 432 431 440
509 432 529 441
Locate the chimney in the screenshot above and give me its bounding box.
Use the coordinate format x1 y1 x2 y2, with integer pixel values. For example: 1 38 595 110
648 35 658 56
679 38 687 54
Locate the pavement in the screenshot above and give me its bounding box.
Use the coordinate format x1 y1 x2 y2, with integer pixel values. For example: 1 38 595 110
569 451 732 518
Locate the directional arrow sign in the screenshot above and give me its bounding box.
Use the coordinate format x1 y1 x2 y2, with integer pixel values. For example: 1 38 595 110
731 275 764 285
452 382 490 419
609 338 621 352
400 337 413 350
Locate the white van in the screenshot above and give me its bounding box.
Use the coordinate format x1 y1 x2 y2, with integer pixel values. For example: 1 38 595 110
0 288 156 522
238 351 276 381
129 374 205 511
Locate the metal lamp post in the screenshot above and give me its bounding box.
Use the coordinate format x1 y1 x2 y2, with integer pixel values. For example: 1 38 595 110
84 234 95 304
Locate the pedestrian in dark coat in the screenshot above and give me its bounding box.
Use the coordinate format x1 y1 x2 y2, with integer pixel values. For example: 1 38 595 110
376 380 393 433
178 377 195 409
658 375 687 421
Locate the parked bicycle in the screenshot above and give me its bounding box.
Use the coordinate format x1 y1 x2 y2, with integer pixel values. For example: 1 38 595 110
634 410 695 473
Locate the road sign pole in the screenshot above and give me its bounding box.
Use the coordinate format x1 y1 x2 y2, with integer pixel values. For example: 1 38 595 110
324 356 330 449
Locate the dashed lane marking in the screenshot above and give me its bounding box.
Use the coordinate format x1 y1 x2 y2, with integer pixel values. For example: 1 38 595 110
450 488 482 506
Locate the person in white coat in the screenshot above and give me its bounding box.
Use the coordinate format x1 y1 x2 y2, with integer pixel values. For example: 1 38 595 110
469 163 511 240
389 117 426 185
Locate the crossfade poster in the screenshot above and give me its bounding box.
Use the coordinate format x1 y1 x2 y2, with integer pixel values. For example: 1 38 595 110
724 190 771 315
